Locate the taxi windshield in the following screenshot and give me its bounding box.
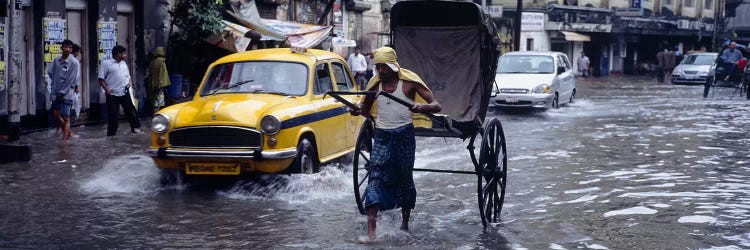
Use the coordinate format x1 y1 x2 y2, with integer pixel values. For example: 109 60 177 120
201 61 308 96
497 55 555 74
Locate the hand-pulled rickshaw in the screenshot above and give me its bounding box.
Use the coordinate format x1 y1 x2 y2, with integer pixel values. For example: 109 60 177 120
327 0 506 230
703 44 750 99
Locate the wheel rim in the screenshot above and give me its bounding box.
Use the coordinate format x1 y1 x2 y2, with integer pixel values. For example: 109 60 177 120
477 118 507 230
353 121 373 215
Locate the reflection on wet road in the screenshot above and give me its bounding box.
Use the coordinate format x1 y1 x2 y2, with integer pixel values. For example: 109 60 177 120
1 76 749 249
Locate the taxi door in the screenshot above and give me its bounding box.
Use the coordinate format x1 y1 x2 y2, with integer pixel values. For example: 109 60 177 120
330 60 361 149
311 61 349 157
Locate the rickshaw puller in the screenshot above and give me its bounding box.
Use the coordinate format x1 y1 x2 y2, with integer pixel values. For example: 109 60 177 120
350 47 441 243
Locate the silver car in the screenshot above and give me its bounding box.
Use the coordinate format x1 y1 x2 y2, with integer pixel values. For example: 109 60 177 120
671 52 717 84
490 51 576 110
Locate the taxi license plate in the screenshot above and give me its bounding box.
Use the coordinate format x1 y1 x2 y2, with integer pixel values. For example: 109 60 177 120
505 96 518 103
186 162 241 175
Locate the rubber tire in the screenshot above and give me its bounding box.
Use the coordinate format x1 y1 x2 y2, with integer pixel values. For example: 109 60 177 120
292 138 318 174
703 77 712 98
569 89 576 104
552 94 559 109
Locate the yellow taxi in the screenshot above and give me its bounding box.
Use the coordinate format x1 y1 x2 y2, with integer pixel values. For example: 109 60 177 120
147 48 365 175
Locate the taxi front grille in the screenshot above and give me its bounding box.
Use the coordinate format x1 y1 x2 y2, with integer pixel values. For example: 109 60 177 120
169 126 262 148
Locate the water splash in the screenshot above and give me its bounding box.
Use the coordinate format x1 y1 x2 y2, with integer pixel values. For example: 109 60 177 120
220 164 351 204
80 154 171 195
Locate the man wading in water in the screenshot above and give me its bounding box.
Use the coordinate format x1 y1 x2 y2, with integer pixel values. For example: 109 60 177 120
350 47 441 243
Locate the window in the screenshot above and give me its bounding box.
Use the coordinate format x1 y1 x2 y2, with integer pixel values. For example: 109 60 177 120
314 63 333 95
685 0 694 7
705 0 713 9
665 0 673 5
526 38 534 51
200 62 308 96
331 62 354 91
497 55 555 73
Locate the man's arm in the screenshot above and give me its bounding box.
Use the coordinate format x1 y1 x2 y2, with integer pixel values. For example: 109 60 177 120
411 83 441 113
720 51 736 64
99 78 111 96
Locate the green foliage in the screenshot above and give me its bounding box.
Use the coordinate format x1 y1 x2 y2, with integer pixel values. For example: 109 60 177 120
169 0 225 44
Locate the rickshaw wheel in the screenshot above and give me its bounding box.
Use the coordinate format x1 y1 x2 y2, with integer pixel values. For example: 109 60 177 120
353 120 374 215
477 118 507 230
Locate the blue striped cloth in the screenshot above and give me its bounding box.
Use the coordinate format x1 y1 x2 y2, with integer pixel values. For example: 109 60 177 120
364 124 417 211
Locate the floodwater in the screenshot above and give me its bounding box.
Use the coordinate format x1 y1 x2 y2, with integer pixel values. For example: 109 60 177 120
1 76 749 249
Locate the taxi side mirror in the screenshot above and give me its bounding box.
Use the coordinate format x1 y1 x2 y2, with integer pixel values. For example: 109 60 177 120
557 66 566 75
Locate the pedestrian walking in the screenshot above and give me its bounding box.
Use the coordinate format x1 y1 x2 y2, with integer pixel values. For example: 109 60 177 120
655 48 670 83
48 39 80 141
99 45 141 136
347 47 368 90
71 43 82 122
349 46 442 243
147 47 170 114
577 51 590 77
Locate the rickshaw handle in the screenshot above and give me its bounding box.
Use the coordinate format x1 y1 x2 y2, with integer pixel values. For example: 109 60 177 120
325 91 442 120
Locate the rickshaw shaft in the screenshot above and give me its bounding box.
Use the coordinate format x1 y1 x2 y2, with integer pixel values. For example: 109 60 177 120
412 168 476 175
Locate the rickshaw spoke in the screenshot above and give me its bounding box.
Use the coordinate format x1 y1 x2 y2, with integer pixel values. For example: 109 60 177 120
358 151 370 163
358 172 369 187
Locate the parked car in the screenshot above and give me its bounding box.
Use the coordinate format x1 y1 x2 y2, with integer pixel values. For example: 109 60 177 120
490 51 576 110
147 48 365 176
671 52 717 84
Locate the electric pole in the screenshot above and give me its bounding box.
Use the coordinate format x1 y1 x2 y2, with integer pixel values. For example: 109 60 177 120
514 0 522 51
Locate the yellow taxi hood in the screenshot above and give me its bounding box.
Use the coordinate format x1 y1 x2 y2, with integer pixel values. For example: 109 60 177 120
172 94 291 128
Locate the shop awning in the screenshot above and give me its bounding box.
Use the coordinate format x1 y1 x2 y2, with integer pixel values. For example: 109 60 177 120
560 31 591 42
226 1 333 48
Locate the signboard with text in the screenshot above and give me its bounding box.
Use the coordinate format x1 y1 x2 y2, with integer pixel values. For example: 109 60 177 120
97 21 117 67
521 12 545 31
43 17 66 85
487 5 502 18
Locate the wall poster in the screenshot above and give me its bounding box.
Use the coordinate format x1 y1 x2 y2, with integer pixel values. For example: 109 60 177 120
97 21 117 67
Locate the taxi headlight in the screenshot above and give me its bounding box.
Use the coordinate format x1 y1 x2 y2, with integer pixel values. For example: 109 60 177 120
151 114 170 134
532 84 550 94
260 115 281 135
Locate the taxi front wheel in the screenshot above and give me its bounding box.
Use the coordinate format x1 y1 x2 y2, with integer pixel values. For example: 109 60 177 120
292 138 319 174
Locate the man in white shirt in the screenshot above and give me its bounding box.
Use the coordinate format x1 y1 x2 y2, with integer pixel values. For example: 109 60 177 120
577 51 590 78
99 45 141 136
347 47 368 89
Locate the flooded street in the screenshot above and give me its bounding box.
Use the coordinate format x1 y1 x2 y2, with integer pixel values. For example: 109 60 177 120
2 76 750 249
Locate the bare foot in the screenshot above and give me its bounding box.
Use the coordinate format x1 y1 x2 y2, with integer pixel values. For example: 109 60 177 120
356 235 375 244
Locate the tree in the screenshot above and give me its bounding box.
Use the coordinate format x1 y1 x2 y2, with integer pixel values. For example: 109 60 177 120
166 0 229 96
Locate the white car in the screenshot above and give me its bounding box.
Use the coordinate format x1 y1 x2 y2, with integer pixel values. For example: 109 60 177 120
490 51 576 110
671 52 717 85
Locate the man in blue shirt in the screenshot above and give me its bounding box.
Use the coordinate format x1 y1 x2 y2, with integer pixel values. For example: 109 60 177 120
720 41 744 81
48 39 80 141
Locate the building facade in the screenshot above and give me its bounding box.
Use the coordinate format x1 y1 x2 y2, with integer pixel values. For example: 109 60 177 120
491 0 718 76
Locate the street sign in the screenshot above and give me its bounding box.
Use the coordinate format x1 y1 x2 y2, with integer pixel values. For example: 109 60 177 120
487 5 502 18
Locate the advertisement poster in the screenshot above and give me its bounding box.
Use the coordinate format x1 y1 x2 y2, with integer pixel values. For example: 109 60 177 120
97 21 117 66
0 19 6 90
43 17 66 76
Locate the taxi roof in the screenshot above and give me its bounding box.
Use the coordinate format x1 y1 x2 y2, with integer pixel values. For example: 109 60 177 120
212 48 344 66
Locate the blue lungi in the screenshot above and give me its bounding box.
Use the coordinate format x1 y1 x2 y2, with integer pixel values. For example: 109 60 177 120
364 124 417 211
